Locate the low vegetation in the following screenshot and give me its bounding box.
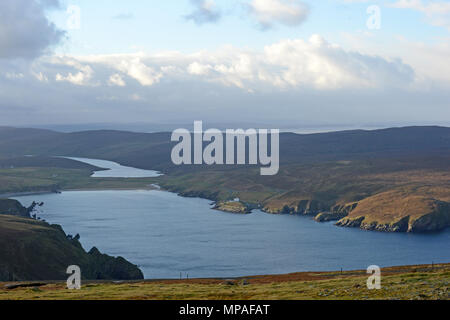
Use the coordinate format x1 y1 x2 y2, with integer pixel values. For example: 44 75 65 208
0 264 448 300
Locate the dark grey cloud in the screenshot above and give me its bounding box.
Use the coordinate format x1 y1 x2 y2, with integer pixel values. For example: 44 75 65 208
0 0 65 60
185 0 221 25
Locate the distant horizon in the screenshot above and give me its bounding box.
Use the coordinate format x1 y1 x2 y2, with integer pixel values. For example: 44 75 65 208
5 121 450 135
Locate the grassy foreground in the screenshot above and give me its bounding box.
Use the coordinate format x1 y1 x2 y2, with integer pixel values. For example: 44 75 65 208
1 264 448 300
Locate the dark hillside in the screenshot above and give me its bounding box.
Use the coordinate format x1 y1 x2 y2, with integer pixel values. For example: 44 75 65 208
0 126 449 172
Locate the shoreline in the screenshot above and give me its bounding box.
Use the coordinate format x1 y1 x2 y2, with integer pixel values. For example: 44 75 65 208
0 190 60 198
1 185 161 199
6 186 450 234
1 262 448 283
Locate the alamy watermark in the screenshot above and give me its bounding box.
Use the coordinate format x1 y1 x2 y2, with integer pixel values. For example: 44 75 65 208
367 5 381 30
66 265 81 290
171 121 279 175
367 265 381 290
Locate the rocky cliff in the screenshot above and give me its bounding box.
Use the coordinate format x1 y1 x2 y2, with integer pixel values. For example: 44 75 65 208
315 202 358 222
264 199 328 216
335 191 450 233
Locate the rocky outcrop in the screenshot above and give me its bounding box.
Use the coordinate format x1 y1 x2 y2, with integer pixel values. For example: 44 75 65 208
335 191 450 233
84 247 144 280
295 200 327 215
265 199 328 216
336 215 410 232
315 202 358 222
0 199 44 219
315 211 347 222
213 201 251 214
0 199 30 218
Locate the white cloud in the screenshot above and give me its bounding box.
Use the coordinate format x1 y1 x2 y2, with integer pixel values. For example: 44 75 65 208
261 35 414 89
55 69 92 85
338 30 450 87
116 57 163 86
188 62 213 75
54 58 94 85
390 0 450 30
108 73 126 87
34 35 416 91
248 0 309 29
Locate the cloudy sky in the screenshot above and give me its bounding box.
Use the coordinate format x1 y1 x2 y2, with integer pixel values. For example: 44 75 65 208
0 0 449 129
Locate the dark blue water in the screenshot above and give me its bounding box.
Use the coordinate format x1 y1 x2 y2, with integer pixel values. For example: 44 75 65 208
14 190 450 279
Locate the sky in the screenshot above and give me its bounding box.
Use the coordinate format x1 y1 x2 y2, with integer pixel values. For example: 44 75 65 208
0 0 450 129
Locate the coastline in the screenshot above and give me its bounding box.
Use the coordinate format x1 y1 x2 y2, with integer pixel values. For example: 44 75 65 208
2 156 447 234
7 184 449 234
1 185 161 199
0 190 60 198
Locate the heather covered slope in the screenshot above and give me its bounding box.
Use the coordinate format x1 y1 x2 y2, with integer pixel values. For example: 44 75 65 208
0 200 144 281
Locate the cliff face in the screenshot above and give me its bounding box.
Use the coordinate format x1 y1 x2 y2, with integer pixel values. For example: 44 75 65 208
335 191 450 233
315 202 358 222
264 199 328 216
0 199 30 218
0 201 144 281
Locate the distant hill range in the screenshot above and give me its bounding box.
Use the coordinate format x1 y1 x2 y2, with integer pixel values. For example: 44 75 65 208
0 126 449 233
0 125 449 171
